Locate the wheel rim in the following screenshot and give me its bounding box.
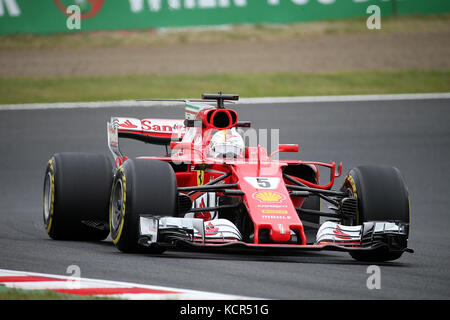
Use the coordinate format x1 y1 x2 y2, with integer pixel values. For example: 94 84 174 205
43 172 53 222
110 179 123 233
341 175 359 226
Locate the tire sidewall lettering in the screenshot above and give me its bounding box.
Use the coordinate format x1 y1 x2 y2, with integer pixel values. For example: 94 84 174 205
110 167 127 244
44 158 56 233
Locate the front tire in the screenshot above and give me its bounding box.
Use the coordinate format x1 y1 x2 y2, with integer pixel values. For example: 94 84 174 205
109 159 177 253
342 165 410 262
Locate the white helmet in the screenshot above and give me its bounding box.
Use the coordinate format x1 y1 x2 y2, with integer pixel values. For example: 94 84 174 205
209 129 244 159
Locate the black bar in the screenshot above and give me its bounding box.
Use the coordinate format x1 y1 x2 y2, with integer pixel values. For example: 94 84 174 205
184 119 202 128
118 131 179 146
178 183 238 192
283 174 341 206
202 93 239 101
188 203 240 213
222 189 245 196
286 184 347 197
187 172 232 196
202 93 239 109
205 171 232 186
289 191 310 197
236 121 251 128
297 208 346 219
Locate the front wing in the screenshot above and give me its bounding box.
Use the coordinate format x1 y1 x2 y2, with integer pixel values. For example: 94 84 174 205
137 216 413 255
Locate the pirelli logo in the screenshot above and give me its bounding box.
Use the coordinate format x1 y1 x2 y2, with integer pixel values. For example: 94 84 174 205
262 215 292 220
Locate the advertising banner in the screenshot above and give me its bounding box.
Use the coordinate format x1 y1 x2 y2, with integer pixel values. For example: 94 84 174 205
0 0 449 35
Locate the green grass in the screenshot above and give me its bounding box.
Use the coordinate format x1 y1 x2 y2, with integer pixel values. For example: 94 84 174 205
1 70 449 104
0 285 112 300
1 14 449 49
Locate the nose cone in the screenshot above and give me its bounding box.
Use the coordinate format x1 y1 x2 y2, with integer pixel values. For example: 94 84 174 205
270 224 292 242
234 164 307 245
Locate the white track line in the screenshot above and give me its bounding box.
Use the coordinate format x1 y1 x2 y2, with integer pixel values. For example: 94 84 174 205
0 93 449 111
241 93 450 104
0 268 258 300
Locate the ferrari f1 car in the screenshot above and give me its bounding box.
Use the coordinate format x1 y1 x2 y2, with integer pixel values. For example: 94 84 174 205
43 93 412 261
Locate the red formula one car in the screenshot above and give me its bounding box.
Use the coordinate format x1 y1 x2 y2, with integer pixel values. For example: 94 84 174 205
43 93 412 261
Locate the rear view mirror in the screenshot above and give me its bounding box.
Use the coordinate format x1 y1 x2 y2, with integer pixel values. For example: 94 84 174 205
269 144 299 159
278 144 299 153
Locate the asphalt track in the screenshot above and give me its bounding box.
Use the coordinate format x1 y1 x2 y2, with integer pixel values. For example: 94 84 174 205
0 97 449 299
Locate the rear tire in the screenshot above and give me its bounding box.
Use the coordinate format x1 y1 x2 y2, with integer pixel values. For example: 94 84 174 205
43 153 113 241
109 159 177 253
342 165 410 262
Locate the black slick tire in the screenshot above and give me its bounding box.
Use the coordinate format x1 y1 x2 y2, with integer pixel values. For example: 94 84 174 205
342 165 410 262
109 159 177 254
43 153 113 241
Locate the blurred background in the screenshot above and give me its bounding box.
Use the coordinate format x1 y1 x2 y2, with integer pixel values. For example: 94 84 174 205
0 0 449 104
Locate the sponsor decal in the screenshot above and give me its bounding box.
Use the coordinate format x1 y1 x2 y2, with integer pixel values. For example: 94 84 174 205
0 0 21 17
192 192 215 221
205 222 218 236
197 170 204 186
108 123 116 135
130 0 248 13
107 123 119 148
244 177 280 190
333 225 351 240
262 215 292 220
261 209 288 214
141 119 185 133
119 120 138 129
257 204 288 208
172 122 185 132
185 103 214 120
252 191 285 203
54 0 104 20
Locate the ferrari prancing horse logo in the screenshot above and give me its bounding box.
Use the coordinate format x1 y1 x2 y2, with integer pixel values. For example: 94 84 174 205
197 170 204 186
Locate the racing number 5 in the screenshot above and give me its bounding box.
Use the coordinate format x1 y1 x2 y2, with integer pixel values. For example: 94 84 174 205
256 178 271 188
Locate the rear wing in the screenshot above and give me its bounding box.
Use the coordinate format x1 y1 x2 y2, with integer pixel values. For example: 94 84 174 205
107 117 186 160
107 94 245 162
112 117 185 144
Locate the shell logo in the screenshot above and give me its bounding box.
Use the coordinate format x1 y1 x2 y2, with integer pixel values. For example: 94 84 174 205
253 191 285 203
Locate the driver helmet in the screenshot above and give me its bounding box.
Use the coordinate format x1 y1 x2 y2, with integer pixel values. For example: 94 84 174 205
209 128 244 159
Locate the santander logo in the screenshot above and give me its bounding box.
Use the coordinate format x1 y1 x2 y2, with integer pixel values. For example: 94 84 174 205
333 225 351 240
54 0 105 20
205 222 218 236
119 120 138 129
